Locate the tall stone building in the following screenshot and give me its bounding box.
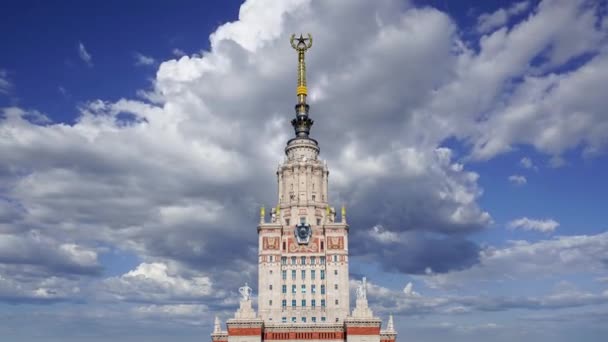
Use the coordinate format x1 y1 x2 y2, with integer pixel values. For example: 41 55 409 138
211 34 396 342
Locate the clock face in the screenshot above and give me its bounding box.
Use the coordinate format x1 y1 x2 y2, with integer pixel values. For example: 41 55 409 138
295 223 312 244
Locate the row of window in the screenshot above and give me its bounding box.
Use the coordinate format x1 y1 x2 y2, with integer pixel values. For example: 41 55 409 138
272 284 339 293
280 269 338 280
280 269 327 280
282 256 326 265
275 299 339 307
281 316 326 323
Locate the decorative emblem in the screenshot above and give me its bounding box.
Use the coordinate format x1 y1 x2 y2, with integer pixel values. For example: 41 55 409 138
263 237 279 250
294 221 312 244
238 282 252 301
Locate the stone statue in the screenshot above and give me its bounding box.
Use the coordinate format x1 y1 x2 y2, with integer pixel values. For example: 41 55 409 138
356 277 367 299
271 207 277 223
238 282 252 301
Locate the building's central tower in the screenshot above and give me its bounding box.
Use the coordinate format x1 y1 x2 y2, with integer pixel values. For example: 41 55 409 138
257 33 350 324
211 34 396 342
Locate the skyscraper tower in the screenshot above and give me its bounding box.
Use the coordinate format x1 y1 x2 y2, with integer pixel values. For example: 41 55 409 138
211 34 397 342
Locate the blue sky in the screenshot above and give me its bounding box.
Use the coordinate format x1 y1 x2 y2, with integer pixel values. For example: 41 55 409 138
1 0 608 341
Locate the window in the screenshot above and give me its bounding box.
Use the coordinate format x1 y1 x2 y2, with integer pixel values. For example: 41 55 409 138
310 256 316 265
291 257 296 265
282 300 287 308
270 269 273 274
311 299 316 307
269 255 274 262
321 285 325 294
320 256 326 264
283 241 286 250
282 285 286 294
335 299 339 305
302 317 307 322
292 300 296 307
301 284 306 293
333 255 337 262
269 284 273 290
321 241 324 251
312 317 317 323
336 318 339 322
316 218 321 225
321 317 326 322
301 256 306 265
269 300 273 306
282 270 286 280
281 257 286 265
311 270 316 280
292 317 296 322
334 269 338 275
282 317 287 323
292 270 296 280
321 270 325 280
292 285 296 294
312 195 316 201
301 270 306 280
301 299 306 307
334 284 338 290
311 284 316 293
321 299 326 307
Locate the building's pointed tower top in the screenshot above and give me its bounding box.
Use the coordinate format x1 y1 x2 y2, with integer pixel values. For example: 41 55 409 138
289 33 314 139
387 314 395 332
285 33 319 160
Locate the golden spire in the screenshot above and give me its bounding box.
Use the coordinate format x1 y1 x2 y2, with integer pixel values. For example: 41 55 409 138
290 33 313 106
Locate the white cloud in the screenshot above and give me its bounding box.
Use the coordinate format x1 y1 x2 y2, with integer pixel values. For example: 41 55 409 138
403 282 420 297
0 69 12 94
520 156 536 169
508 217 559 232
424 231 608 289
477 1 530 34
508 174 527 185
134 52 155 66
172 48 186 57
101 262 216 302
78 42 93 66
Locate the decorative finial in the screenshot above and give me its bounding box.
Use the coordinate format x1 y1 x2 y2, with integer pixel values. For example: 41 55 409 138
387 314 395 332
214 316 221 333
289 33 314 139
260 206 265 223
341 204 346 223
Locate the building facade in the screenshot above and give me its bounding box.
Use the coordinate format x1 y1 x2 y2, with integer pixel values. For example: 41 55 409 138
211 34 396 342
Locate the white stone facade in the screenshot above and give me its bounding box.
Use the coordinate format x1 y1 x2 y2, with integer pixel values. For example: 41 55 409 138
257 136 350 324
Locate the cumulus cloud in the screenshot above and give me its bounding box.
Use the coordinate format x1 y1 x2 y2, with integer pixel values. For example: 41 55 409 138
0 3 605 332
508 217 559 232
508 174 527 185
78 42 93 66
477 1 530 34
100 262 217 303
364 277 608 317
424 232 607 289
134 52 155 66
